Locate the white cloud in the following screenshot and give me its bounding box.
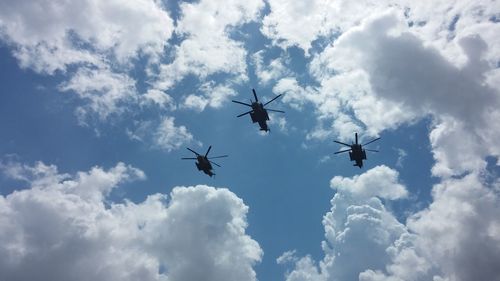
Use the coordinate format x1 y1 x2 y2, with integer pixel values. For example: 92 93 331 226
252 50 290 85
281 168 500 281
279 254 325 281
182 94 210 112
154 0 264 91
0 0 173 123
59 67 137 124
154 117 194 151
262 0 500 62
181 82 238 112
141 89 176 110
143 185 263 281
263 3 500 177
330 165 408 200
429 117 489 177
323 13 496 125
360 173 500 281
301 9 500 174
273 77 320 111
0 0 173 73
127 117 194 152
280 166 409 281
262 0 402 54
0 161 262 281
268 116 289 134
261 0 332 54
404 174 500 281
395 149 407 168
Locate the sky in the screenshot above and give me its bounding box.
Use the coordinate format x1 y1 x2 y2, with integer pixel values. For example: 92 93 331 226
0 1 500 281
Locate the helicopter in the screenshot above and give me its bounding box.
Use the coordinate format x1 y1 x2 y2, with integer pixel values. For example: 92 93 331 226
333 133 380 168
232 88 284 132
181 146 228 177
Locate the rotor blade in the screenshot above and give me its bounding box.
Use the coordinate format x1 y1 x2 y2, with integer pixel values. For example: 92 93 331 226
186 147 200 155
237 110 253 117
333 140 351 147
263 94 282 106
205 145 212 157
365 149 379 153
232 100 252 107
265 108 285 113
252 89 258 101
209 161 221 167
362 137 381 146
181 157 197 160
208 155 228 159
334 149 352 154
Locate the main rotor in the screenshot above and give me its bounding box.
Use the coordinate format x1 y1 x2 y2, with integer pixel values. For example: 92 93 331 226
333 133 381 154
181 146 228 167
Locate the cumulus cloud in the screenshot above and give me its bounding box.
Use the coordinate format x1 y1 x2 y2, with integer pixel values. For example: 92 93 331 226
263 0 499 61
141 89 176 110
361 172 500 281
280 7 500 174
0 0 174 123
0 161 262 281
0 0 173 73
262 0 406 54
279 166 409 281
262 2 500 169
274 6 500 279
252 50 290 85
182 82 237 112
268 116 289 134
330 165 408 200
154 0 264 91
405 174 500 281
127 116 194 152
59 67 138 123
280 167 500 281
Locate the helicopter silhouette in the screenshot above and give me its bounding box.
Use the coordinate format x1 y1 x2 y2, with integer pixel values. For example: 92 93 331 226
181 146 228 177
232 88 284 132
334 133 380 168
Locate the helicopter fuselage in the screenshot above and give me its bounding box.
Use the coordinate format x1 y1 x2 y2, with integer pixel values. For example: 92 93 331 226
348 144 367 168
195 156 214 176
232 89 283 132
334 133 379 169
249 102 270 131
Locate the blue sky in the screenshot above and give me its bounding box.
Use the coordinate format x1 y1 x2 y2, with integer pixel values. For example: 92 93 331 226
1 1 499 281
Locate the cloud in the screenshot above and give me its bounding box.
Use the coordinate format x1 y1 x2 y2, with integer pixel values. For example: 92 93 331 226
261 0 334 54
324 13 496 125
141 89 176 110
58 67 138 124
280 166 500 281
0 0 174 124
127 116 195 152
0 161 262 281
263 3 500 173
262 0 407 54
154 0 264 91
262 1 500 61
395 149 407 168
331 165 408 200
361 173 500 281
268 116 289 134
301 9 500 174
0 0 173 73
182 82 237 112
252 50 290 85
279 166 409 281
